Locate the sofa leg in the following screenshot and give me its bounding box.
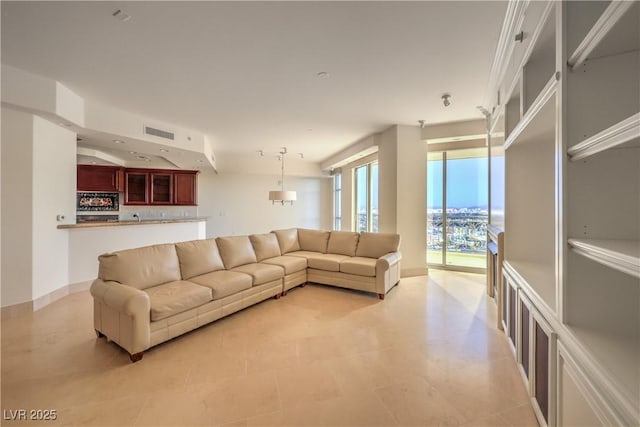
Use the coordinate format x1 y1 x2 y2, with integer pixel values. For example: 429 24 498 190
378 293 385 300
95 329 105 338
301 282 306 287
282 290 288 296
274 293 281 299
130 352 144 363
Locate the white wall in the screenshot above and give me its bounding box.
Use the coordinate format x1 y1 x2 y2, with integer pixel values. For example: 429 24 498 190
377 125 427 276
1 108 35 306
31 116 76 300
377 126 399 233
396 125 427 275
198 171 332 237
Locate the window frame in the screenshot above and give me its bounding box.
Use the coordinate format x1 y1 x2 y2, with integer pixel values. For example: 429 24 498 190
353 161 378 233
333 173 342 230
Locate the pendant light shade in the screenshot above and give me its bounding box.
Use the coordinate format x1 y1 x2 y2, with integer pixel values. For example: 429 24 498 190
268 190 297 203
269 147 297 205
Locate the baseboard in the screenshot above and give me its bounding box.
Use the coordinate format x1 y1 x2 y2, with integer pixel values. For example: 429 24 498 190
401 267 428 278
1 300 33 319
2 280 92 318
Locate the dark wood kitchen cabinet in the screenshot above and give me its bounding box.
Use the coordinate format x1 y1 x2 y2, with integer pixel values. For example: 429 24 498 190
173 172 198 206
77 165 124 192
150 172 173 205
124 171 149 205
123 168 198 206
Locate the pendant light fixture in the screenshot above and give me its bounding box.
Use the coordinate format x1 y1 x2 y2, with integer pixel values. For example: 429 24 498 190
268 147 297 205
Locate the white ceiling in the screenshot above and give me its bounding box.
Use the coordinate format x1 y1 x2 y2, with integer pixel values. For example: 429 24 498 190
1 1 506 163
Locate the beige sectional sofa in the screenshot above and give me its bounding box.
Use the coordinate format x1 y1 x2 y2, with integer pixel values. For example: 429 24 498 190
90 228 401 362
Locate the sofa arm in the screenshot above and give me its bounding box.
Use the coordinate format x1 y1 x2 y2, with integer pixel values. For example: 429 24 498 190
376 252 402 272
90 279 150 317
375 252 402 297
90 279 151 356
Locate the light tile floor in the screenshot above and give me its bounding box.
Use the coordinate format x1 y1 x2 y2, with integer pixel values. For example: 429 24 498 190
1 271 538 426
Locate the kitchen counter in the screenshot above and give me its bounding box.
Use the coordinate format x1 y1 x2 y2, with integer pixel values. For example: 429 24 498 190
57 217 207 229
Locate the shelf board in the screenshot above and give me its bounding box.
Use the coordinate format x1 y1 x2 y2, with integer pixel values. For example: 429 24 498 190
568 1 640 70
567 325 640 405
569 238 640 279
503 74 557 150
568 113 640 161
504 259 556 311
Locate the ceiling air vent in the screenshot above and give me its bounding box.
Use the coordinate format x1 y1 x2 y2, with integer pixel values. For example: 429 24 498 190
144 125 174 141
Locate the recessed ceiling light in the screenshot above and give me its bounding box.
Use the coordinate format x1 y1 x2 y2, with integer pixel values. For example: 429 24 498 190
316 71 330 78
160 149 169 153
113 139 125 144
136 155 148 160
129 151 137 154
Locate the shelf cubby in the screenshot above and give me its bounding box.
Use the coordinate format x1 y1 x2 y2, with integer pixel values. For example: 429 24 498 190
567 145 639 241
568 1 639 70
565 250 640 407
523 5 556 115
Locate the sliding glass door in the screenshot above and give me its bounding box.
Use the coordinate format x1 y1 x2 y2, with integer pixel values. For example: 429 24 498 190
427 148 488 271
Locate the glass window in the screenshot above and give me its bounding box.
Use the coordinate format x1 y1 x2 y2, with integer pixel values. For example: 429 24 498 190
427 148 488 271
333 173 342 230
371 163 378 232
354 162 378 232
355 165 368 232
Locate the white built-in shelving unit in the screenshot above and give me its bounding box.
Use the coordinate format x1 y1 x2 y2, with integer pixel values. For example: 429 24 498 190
565 0 639 420
488 1 640 426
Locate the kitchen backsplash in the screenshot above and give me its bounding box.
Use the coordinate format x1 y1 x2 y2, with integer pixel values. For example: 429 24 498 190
76 193 197 220
77 192 119 211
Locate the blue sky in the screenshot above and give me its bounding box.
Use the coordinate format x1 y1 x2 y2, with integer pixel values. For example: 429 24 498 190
427 157 490 209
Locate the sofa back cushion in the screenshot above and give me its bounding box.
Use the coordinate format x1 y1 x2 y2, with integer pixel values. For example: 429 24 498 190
98 243 181 290
250 233 282 262
298 229 330 253
216 235 258 269
175 238 225 279
355 232 401 258
272 228 301 254
327 231 360 257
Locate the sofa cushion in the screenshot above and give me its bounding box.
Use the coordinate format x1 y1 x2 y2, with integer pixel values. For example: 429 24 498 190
298 229 330 253
272 228 301 254
98 244 181 290
261 255 307 274
250 233 282 262
340 257 377 277
145 280 212 321
286 250 323 260
175 238 225 279
231 263 284 285
190 270 253 300
355 232 401 258
327 231 360 257
306 253 350 272
216 236 258 269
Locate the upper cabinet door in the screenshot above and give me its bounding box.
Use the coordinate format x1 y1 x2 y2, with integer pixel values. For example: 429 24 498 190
173 172 198 206
150 172 173 205
77 165 123 192
124 171 149 205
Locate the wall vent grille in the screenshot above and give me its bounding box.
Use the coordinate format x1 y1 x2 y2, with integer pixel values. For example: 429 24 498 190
144 125 174 141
